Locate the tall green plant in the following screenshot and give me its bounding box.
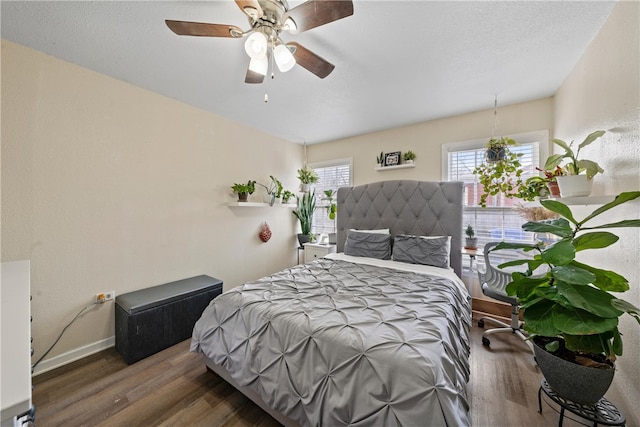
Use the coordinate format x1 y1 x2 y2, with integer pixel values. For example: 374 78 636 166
293 190 316 235
493 192 640 362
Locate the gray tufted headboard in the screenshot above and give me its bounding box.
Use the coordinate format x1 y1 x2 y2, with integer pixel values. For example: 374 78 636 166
336 180 464 277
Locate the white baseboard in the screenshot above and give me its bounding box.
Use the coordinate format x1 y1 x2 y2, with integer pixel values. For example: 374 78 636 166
32 336 115 377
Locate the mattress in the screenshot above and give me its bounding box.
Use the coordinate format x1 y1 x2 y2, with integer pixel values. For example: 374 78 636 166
191 253 471 426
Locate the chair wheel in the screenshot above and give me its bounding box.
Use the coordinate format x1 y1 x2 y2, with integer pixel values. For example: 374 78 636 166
477 320 485 328
482 337 491 346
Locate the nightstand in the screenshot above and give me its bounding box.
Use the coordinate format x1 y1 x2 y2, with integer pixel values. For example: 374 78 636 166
303 243 336 263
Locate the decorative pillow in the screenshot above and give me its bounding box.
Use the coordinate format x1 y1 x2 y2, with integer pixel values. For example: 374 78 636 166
392 235 451 268
349 228 390 234
344 230 392 260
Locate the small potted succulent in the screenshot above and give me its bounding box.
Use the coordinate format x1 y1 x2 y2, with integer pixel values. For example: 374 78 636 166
292 190 316 246
464 224 477 249
376 151 385 167
402 150 416 164
231 180 256 202
281 190 295 204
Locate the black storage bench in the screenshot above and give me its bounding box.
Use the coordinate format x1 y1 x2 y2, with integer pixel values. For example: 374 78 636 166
115 275 222 364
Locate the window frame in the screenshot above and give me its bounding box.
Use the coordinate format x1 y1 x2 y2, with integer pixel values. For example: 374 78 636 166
307 157 353 236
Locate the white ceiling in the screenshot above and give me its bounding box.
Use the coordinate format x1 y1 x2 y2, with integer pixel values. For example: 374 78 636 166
1 1 617 144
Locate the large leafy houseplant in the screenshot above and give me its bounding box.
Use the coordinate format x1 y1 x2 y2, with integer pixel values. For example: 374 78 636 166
493 192 640 363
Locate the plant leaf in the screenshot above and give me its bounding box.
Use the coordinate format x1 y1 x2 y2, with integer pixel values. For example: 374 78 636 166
564 332 615 357
522 218 573 238
551 305 618 335
539 199 578 224
555 281 622 318
523 299 560 336
551 265 595 285
573 232 619 252
541 239 575 265
579 191 640 225
551 138 572 153
577 130 606 149
492 242 539 252
576 159 604 179
544 153 565 170
610 298 640 316
505 274 550 299
571 261 630 292
584 219 640 230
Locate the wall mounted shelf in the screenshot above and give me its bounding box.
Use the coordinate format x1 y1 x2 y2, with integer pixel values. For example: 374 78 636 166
375 163 415 171
227 202 296 208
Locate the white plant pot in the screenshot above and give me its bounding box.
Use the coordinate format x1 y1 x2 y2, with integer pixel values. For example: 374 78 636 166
556 175 593 197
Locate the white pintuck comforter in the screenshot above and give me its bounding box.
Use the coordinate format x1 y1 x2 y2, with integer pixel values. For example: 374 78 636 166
191 253 471 426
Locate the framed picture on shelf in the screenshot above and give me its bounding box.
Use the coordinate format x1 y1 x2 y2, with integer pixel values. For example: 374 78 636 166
384 151 401 166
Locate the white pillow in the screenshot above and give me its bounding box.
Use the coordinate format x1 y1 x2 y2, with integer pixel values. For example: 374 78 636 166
349 228 390 234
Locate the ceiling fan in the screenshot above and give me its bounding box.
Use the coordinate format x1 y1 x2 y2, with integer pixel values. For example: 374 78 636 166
166 0 354 84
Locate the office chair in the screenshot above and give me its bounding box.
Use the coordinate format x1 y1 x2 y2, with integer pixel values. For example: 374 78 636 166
476 241 532 350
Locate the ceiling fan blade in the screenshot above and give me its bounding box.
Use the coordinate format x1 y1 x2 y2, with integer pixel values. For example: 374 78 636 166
235 0 264 19
289 42 335 79
283 0 354 34
165 20 243 38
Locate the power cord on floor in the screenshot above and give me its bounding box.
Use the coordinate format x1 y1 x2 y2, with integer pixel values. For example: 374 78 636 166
31 301 99 371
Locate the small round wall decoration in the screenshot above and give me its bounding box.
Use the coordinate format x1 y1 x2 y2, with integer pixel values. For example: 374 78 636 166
259 222 272 243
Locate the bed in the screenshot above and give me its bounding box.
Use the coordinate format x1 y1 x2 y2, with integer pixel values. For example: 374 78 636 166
191 180 470 426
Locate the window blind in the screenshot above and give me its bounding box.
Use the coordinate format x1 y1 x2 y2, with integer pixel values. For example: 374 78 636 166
308 159 352 236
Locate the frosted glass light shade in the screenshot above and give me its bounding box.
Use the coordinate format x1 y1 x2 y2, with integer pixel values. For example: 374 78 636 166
244 32 267 59
274 44 296 72
248 55 268 76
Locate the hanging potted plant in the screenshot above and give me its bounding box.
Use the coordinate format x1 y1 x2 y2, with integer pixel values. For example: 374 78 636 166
544 130 605 197
230 180 256 202
473 137 525 208
492 192 640 404
323 189 338 244
485 136 517 162
297 166 318 193
292 190 316 246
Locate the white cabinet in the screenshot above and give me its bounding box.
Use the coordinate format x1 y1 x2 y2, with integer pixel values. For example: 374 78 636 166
303 243 336 263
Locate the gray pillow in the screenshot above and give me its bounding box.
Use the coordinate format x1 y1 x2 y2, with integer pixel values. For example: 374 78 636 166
344 231 392 260
392 235 451 268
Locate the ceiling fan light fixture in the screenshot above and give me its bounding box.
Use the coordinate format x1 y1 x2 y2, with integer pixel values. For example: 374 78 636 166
243 6 260 20
274 44 296 72
244 31 268 59
248 55 269 76
283 17 297 32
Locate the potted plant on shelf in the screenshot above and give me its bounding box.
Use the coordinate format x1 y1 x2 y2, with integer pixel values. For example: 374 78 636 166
473 137 524 208
464 225 477 249
292 190 316 247
544 130 605 197
492 192 640 405
376 151 385 167
402 150 416 164
231 180 256 202
281 190 295 204
258 175 283 206
297 166 318 193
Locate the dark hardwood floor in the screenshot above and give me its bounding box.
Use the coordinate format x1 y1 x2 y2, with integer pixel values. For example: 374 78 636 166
32 313 589 426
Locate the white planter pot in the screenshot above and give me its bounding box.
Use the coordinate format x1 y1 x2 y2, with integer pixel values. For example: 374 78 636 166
556 175 593 197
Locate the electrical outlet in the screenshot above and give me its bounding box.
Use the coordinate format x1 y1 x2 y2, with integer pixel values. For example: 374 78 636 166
96 291 116 303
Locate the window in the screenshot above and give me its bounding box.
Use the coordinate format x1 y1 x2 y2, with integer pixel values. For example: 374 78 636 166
442 130 549 254
308 158 352 236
